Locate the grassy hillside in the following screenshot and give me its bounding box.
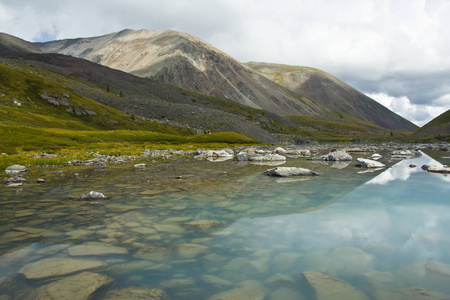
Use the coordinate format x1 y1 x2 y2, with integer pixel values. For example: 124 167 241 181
408 109 450 141
0 59 259 157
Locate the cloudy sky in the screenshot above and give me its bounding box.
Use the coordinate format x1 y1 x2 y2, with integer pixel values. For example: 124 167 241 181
1 0 449 126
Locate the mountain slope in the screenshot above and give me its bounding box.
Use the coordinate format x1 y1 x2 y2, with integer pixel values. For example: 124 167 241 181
409 109 450 141
35 29 328 118
36 29 417 132
245 62 418 132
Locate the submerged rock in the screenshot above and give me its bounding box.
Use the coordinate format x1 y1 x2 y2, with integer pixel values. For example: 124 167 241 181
185 220 223 230
68 242 129 256
265 167 318 177
356 158 386 168
302 271 369 300
207 286 266 300
103 287 170 300
374 287 449 300
26 271 113 300
18 257 107 280
269 287 305 300
69 191 107 201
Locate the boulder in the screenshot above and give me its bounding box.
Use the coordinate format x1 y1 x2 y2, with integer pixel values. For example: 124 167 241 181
302 271 369 300
18 258 107 280
275 147 287 154
103 287 170 300
369 153 382 160
356 158 386 168
134 163 147 168
69 191 107 201
25 272 113 300
5 165 27 175
374 287 449 300
266 167 318 177
327 150 353 161
234 152 249 161
248 154 286 162
310 150 352 161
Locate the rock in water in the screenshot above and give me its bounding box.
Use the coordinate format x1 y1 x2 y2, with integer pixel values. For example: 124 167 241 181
26 272 114 300
265 167 318 177
356 158 386 168
248 154 286 162
103 287 171 300
327 150 353 161
302 271 369 300
18 257 107 280
69 191 107 201
427 165 450 174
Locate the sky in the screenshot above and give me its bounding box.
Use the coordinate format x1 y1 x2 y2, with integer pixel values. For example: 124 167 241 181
1 0 449 126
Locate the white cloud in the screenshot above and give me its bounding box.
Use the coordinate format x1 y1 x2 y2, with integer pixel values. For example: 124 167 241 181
0 0 449 123
366 92 448 126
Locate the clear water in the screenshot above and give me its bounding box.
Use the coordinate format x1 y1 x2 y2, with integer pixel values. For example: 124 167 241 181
1 151 449 299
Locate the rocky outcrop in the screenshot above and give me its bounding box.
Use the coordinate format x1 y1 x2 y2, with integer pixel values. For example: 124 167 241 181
266 167 318 177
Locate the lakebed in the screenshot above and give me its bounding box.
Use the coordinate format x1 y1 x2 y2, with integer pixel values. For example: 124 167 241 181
0 143 449 299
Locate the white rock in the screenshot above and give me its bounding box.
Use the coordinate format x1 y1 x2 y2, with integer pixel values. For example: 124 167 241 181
5 164 27 175
266 167 318 177
356 158 386 168
249 154 286 162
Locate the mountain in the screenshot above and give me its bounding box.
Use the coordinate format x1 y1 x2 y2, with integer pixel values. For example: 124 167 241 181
245 62 418 132
0 32 43 54
35 29 416 132
409 109 450 141
35 29 327 118
0 33 281 144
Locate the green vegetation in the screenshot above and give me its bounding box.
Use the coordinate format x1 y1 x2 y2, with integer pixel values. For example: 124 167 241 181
0 60 260 168
408 109 450 142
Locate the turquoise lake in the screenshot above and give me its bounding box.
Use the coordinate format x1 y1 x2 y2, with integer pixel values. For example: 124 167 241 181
0 150 449 299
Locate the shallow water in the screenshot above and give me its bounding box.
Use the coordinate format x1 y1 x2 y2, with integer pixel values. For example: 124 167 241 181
1 151 450 299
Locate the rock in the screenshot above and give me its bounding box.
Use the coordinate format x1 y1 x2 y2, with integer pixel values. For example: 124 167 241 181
310 150 352 161
37 178 46 183
177 243 209 259
2 177 26 184
426 165 450 174
369 153 382 160
159 278 195 289
265 167 318 177
207 287 266 300
409 164 417 168
67 242 129 256
302 271 369 300
7 182 23 187
69 191 107 201
154 224 185 234
234 152 249 161
195 149 234 160
327 150 353 161
5 164 27 175
103 287 170 300
26 271 113 300
275 147 287 154
185 220 223 230
18 258 107 280
265 273 297 289
356 158 386 168
374 287 449 300
248 154 286 162
201 275 233 289
134 163 147 168
269 287 305 300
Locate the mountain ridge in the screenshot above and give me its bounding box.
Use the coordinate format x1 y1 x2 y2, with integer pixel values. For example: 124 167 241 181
35 29 416 132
